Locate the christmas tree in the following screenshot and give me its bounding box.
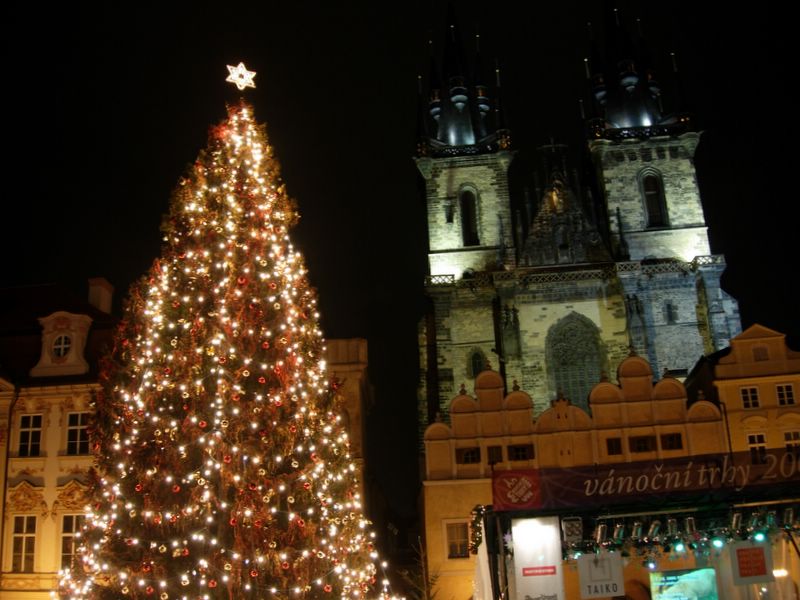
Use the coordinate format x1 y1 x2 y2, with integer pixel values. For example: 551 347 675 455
61 64 381 600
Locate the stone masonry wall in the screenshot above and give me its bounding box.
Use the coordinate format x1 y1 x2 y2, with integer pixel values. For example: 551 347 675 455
591 133 711 261
422 152 514 277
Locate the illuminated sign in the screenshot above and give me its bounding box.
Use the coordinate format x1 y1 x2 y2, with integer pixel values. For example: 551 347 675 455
730 541 774 585
650 568 719 600
511 517 564 600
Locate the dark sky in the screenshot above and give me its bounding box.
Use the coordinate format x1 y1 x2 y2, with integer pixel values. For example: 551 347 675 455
4 2 798 527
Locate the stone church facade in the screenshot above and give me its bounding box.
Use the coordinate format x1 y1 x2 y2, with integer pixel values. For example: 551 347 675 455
415 10 740 428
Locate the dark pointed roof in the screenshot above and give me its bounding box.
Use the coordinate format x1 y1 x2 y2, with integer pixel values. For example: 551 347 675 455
417 7 509 157
586 6 694 141
522 146 611 267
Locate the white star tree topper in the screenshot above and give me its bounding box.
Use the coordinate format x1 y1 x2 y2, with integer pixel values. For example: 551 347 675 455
226 62 256 90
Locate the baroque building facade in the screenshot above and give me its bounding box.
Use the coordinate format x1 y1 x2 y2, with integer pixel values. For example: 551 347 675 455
422 336 800 600
415 10 741 429
0 281 371 599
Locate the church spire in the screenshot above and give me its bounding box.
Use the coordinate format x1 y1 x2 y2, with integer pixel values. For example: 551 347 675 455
416 4 508 157
586 6 693 140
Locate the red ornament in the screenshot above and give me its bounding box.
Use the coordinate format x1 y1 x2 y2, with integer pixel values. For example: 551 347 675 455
135 483 143 492
250 569 259 578
230 517 237 526
324 585 332 593
198 420 207 428
238 277 248 286
248 483 257 490
269 282 277 289
281 561 290 570
142 563 152 572
146 586 154 595
303 482 311 490
172 485 181 493
289 425 297 433
274 399 282 407
183 404 190 411
182 548 190 556
219 356 226 364
223 455 232 463
232 394 240 401
254 520 263 528
297 518 305 527
153 516 162 525
258 376 266 384
208 580 217 588
170 515 178 523
262 341 270 349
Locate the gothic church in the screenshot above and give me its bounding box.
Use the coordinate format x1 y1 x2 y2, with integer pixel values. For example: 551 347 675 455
415 8 741 429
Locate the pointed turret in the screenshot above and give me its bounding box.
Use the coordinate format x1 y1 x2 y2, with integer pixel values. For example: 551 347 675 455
522 145 611 267
416 6 509 157
586 7 693 140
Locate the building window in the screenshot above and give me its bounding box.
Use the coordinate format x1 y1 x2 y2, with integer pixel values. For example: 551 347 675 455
460 189 480 247
467 349 487 379
446 522 469 559
642 173 668 227
507 444 534 461
546 312 604 413
18 415 43 457
53 334 72 358
740 387 760 409
61 514 86 569
753 346 769 361
487 445 503 465
606 438 623 456
748 433 768 465
629 436 656 453
777 384 795 406
67 412 90 455
661 433 683 450
12 515 36 572
785 431 800 458
664 301 678 324
455 447 481 464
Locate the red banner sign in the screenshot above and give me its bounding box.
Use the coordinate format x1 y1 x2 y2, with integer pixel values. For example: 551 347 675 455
492 450 800 511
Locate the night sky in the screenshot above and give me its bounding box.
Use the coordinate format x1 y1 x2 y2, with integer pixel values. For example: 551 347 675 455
4 2 797 529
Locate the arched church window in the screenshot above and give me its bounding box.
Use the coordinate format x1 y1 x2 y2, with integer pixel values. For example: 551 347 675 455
641 172 668 227
467 348 486 379
460 189 480 246
545 313 604 412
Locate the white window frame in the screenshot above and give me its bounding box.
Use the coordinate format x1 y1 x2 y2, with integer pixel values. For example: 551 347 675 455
10 514 37 573
443 520 470 560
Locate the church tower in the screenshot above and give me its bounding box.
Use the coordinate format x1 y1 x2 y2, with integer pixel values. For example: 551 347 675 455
415 8 741 439
415 8 515 431
584 10 740 369
415 6 514 280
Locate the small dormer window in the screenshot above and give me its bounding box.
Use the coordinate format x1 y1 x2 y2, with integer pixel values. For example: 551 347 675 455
30 311 92 378
53 335 72 359
753 346 769 361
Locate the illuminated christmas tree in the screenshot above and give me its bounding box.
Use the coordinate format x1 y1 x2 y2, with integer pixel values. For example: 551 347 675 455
61 64 380 600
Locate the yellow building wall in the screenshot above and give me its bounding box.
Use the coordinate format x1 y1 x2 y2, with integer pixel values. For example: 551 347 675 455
423 479 492 600
0 385 94 600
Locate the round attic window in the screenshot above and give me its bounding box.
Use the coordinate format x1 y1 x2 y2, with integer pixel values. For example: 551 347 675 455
53 334 72 358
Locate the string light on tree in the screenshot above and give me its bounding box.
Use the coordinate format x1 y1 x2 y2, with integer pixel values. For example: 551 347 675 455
58 64 391 600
